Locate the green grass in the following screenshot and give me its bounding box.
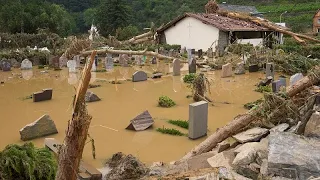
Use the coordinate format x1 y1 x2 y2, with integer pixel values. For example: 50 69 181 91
244 99 263 110
168 120 188 129
156 127 186 136
158 96 176 108
95 69 107 72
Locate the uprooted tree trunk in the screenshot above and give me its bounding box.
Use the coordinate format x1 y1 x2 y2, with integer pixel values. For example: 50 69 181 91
56 51 97 180
216 10 320 44
178 66 320 162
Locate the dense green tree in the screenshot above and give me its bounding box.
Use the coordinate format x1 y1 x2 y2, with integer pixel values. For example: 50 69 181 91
96 0 131 36
116 25 139 40
84 8 98 27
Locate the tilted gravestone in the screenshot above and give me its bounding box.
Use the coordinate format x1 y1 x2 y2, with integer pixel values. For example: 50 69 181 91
266 63 275 79
235 62 245 75
51 56 60 69
290 73 303 86
221 63 233 78
1 60 11 71
21 59 33 70
19 114 58 141
189 58 196 74
173 59 181 76
132 71 147 82
33 89 53 102
189 101 208 140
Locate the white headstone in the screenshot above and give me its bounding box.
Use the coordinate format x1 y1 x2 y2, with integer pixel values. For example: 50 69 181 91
290 73 303 86
221 63 233 78
189 101 208 140
73 55 80 68
187 49 192 64
67 60 77 73
105 54 113 71
21 59 32 70
59 56 68 68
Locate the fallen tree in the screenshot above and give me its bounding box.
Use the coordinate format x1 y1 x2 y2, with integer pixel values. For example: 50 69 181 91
178 65 320 162
56 51 97 180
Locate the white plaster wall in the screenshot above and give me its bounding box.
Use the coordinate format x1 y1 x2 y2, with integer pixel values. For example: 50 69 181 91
164 17 220 51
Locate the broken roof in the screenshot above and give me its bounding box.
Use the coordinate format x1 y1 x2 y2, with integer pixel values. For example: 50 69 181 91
157 13 270 33
218 4 259 14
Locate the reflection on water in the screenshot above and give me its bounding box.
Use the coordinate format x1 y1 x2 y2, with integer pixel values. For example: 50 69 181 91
0 65 266 168
22 70 33 80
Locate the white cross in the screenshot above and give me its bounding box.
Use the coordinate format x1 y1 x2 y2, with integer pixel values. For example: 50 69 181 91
187 23 192 38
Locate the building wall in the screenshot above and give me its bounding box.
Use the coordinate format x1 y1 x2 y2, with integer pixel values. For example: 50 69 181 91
164 17 220 51
313 10 320 33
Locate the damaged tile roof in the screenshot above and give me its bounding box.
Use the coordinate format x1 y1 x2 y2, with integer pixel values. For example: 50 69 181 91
157 13 271 33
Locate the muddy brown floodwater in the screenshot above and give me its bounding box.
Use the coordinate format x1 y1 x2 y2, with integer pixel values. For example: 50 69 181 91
0 63 266 168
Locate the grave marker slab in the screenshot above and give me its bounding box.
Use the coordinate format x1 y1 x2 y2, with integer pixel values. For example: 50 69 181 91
235 62 245 75
1 60 11 71
94 55 98 67
73 55 81 68
221 63 233 78
50 56 60 69
187 49 192 64
249 64 259 72
21 59 32 70
59 56 68 68
198 49 203 58
189 58 196 73
173 59 181 76
207 48 213 58
189 101 208 140
191 49 196 55
290 73 303 86
126 110 154 131
105 53 114 71
19 115 58 141
151 57 157 64
67 60 77 73
33 89 53 102
266 63 275 79
132 71 147 82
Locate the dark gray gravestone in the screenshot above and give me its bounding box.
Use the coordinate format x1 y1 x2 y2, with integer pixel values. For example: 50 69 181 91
51 56 60 69
191 49 196 55
249 64 259 72
33 89 53 102
272 80 286 93
151 57 157 64
258 76 273 87
189 101 208 140
198 49 203 58
132 71 147 82
126 110 154 131
1 60 11 71
189 58 196 73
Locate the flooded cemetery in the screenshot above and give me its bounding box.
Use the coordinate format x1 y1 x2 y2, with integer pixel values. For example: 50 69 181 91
1 0 320 180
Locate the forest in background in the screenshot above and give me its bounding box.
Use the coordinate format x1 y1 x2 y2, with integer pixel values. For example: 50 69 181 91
0 0 319 38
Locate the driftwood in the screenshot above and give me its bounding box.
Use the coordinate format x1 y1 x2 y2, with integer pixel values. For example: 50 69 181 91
179 66 320 162
56 51 97 180
216 10 320 44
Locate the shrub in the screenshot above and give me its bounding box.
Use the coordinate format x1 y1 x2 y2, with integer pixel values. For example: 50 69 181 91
156 127 186 136
183 73 197 84
255 86 272 93
168 120 188 129
158 96 176 108
244 99 263 110
0 143 57 180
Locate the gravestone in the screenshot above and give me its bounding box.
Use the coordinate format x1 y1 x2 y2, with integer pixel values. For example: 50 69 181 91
189 101 208 140
191 49 196 55
50 56 60 69
67 60 77 73
85 91 101 102
249 64 259 72
134 55 142 65
290 73 303 86
132 71 147 82
198 49 203 58
207 48 214 58
258 76 273 87
221 63 233 78
1 60 11 71
33 89 53 102
10 58 20 68
187 49 192 64
173 59 181 76
21 59 33 70
59 56 68 68
73 55 80 68
126 110 154 131
151 57 157 64
91 58 97 72
272 78 286 93
189 58 196 73
279 77 287 87
105 53 114 71
19 115 58 141
119 54 129 67
266 63 275 79
235 62 245 75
